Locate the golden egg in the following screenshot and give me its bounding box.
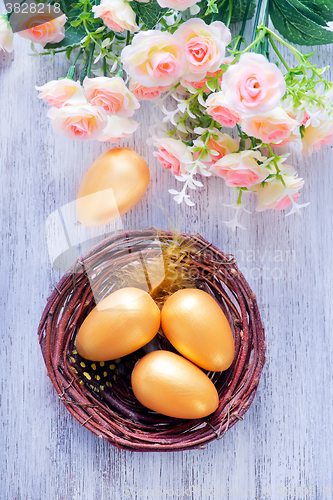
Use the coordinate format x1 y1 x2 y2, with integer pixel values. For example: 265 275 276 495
76 147 150 226
161 288 235 372
76 287 160 361
131 350 219 419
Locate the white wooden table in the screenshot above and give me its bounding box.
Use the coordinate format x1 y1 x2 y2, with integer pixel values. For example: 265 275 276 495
1 25 333 500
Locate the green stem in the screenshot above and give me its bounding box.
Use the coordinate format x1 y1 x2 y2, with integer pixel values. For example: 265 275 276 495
86 42 95 77
268 34 289 71
235 0 252 51
213 0 228 22
103 56 107 77
80 42 94 84
263 0 270 59
236 123 246 151
265 145 287 186
126 30 131 47
265 27 304 66
225 0 232 28
251 0 264 45
237 188 243 206
241 28 266 55
197 131 212 161
67 47 83 80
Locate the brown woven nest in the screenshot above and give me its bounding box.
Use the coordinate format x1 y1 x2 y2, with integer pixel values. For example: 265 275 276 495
38 228 266 452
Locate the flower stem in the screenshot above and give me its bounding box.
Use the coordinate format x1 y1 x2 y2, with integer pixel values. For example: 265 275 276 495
67 47 83 80
80 42 95 84
225 0 233 27
262 0 270 59
236 123 246 151
235 0 253 51
251 0 264 45
237 188 243 206
268 34 289 71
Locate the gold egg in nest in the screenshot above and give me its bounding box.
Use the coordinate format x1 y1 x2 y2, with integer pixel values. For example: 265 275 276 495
38 228 266 452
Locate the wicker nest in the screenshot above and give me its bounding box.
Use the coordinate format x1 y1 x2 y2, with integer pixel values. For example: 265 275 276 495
38 228 266 452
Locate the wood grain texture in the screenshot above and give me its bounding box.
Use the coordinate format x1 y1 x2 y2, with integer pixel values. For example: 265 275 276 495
1 22 333 500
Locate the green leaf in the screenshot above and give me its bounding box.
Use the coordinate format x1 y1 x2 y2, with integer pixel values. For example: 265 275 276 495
270 0 333 45
299 0 333 22
230 0 256 23
196 0 254 24
131 0 167 30
287 0 329 26
70 19 82 27
45 23 86 49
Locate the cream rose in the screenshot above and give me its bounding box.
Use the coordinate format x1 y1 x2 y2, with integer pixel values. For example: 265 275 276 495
153 137 192 176
301 120 333 155
47 104 107 141
194 130 239 169
36 79 85 108
250 165 304 211
222 53 286 115
129 80 169 101
92 0 138 33
241 107 300 144
98 116 140 142
157 0 199 11
176 19 231 82
18 13 66 47
0 15 14 53
214 150 270 188
83 76 139 117
205 92 240 128
121 30 186 87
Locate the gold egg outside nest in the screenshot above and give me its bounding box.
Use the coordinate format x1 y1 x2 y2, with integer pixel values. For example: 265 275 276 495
161 288 235 372
76 287 160 361
131 351 219 419
76 147 150 227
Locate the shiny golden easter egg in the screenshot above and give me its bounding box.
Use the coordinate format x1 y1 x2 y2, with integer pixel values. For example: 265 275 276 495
76 287 160 361
161 288 235 372
76 147 150 226
131 350 219 419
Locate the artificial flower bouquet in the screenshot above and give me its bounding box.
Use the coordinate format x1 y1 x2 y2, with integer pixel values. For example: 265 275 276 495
2 0 333 225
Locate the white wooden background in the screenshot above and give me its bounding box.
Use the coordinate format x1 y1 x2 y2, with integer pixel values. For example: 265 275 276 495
1 20 333 500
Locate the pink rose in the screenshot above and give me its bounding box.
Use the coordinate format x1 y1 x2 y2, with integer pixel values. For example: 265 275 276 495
47 104 107 141
17 13 66 47
156 0 199 11
83 76 139 117
205 92 240 127
180 70 223 93
92 0 138 33
153 137 192 176
222 53 286 115
129 80 169 101
301 120 333 155
250 165 304 211
36 79 85 108
176 19 231 82
121 31 186 87
194 130 239 169
241 107 299 144
97 116 139 142
214 150 269 188
0 15 14 53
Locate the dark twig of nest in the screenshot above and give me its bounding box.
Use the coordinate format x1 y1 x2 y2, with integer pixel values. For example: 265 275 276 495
38 228 266 452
